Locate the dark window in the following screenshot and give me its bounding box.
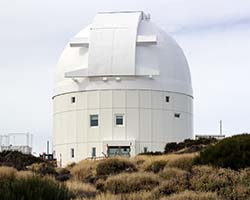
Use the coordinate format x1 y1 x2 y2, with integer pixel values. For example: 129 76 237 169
144 147 148 153
71 97 76 103
71 148 74 158
166 96 170 102
90 115 98 127
116 115 124 126
92 147 96 157
174 113 181 118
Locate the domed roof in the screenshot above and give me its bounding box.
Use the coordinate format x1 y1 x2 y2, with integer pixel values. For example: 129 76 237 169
54 11 192 97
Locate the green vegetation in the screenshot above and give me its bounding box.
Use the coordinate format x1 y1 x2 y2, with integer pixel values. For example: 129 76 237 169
0 134 250 200
164 138 217 154
96 158 137 176
195 134 250 170
0 150 44 170
104 172 159 194
144 160 167 173
0 167 70 200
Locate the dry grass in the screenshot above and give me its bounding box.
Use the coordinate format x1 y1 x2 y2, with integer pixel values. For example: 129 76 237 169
104 172 160 194
96 157 136 176
26 162 56 175
154 167 189 197
160 167 189 180
167 155 195 171
190 165 238 191
66 180 98 198
160 191 221 200
16 170 34 179
0 166 17 179
78 192 154 200
152 167 189 198
140 153 197 172
70 160 98 182
190 165 239 199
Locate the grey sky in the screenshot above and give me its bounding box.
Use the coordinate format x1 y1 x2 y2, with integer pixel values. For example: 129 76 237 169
0 0 250 154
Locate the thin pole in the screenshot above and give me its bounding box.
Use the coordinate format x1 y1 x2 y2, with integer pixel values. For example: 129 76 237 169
220 120 222 135
47 140 49 154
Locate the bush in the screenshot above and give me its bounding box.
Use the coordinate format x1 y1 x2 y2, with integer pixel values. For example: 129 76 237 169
0 166 17 179
88 192 153 200
144 160 167 173
195 134 250 170
160 191 221 200
138 151 163 156
70 160 97 183
66 180 98 198
27 163 57 176
164 143 178 153
96 158 136 176
0 171 71 200
104 172 159 194
164 138 217 154
190 165 238 198
160 167 189 184
153 168 189 198
0 151 44 170
152 180 186 198
55 167 71 181
167 155 195 171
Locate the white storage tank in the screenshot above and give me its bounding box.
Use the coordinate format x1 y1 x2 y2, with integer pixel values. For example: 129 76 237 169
53 11 193 166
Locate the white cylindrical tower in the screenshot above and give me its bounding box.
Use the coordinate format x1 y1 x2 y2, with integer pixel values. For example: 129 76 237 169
53 11 193 166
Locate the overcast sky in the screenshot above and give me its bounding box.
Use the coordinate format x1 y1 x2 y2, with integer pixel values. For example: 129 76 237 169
0 0 250 154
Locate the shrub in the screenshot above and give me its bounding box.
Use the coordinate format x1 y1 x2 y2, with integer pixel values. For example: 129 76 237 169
164 138 217 154
238 168 250 187
96 158 136 176
104 172 159 194
190 165 238 198
167 155 195 171
66 180 98 198
144 160 167 173
152 180 186 198
0 173 71 200
70 160 97 183
160 167 190 191
194 134 250 170
153 168 189 198
160 167 189 185
160 191 221 200
55 168 71 181
164 142 178 153
0 166 17 179
95 179 105 192
138 151 163 156
225 168 250 200
27 162 57 175
0 151 44 170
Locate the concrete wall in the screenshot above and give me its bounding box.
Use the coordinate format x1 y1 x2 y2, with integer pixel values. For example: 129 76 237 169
53 89 193 166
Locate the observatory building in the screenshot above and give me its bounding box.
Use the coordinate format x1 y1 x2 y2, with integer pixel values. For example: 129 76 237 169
53 11 193 166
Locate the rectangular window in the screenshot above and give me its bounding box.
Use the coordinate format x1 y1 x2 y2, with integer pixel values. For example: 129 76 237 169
90 115 98 127
115 115 124 126
144 147 148 153
174 113 181 118
71 148 74 158
165 96 170 102
71 97 76 103
92 147 96 157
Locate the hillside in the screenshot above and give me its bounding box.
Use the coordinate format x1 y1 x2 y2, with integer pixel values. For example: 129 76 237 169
1 135 250 200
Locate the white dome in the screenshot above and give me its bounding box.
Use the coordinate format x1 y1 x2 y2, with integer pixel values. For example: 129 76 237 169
54 11 192 97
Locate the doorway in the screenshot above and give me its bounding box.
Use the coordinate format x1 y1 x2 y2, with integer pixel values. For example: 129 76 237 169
107 146 130 157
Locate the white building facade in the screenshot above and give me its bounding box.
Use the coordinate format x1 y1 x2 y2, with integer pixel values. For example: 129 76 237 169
53 11 193 166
